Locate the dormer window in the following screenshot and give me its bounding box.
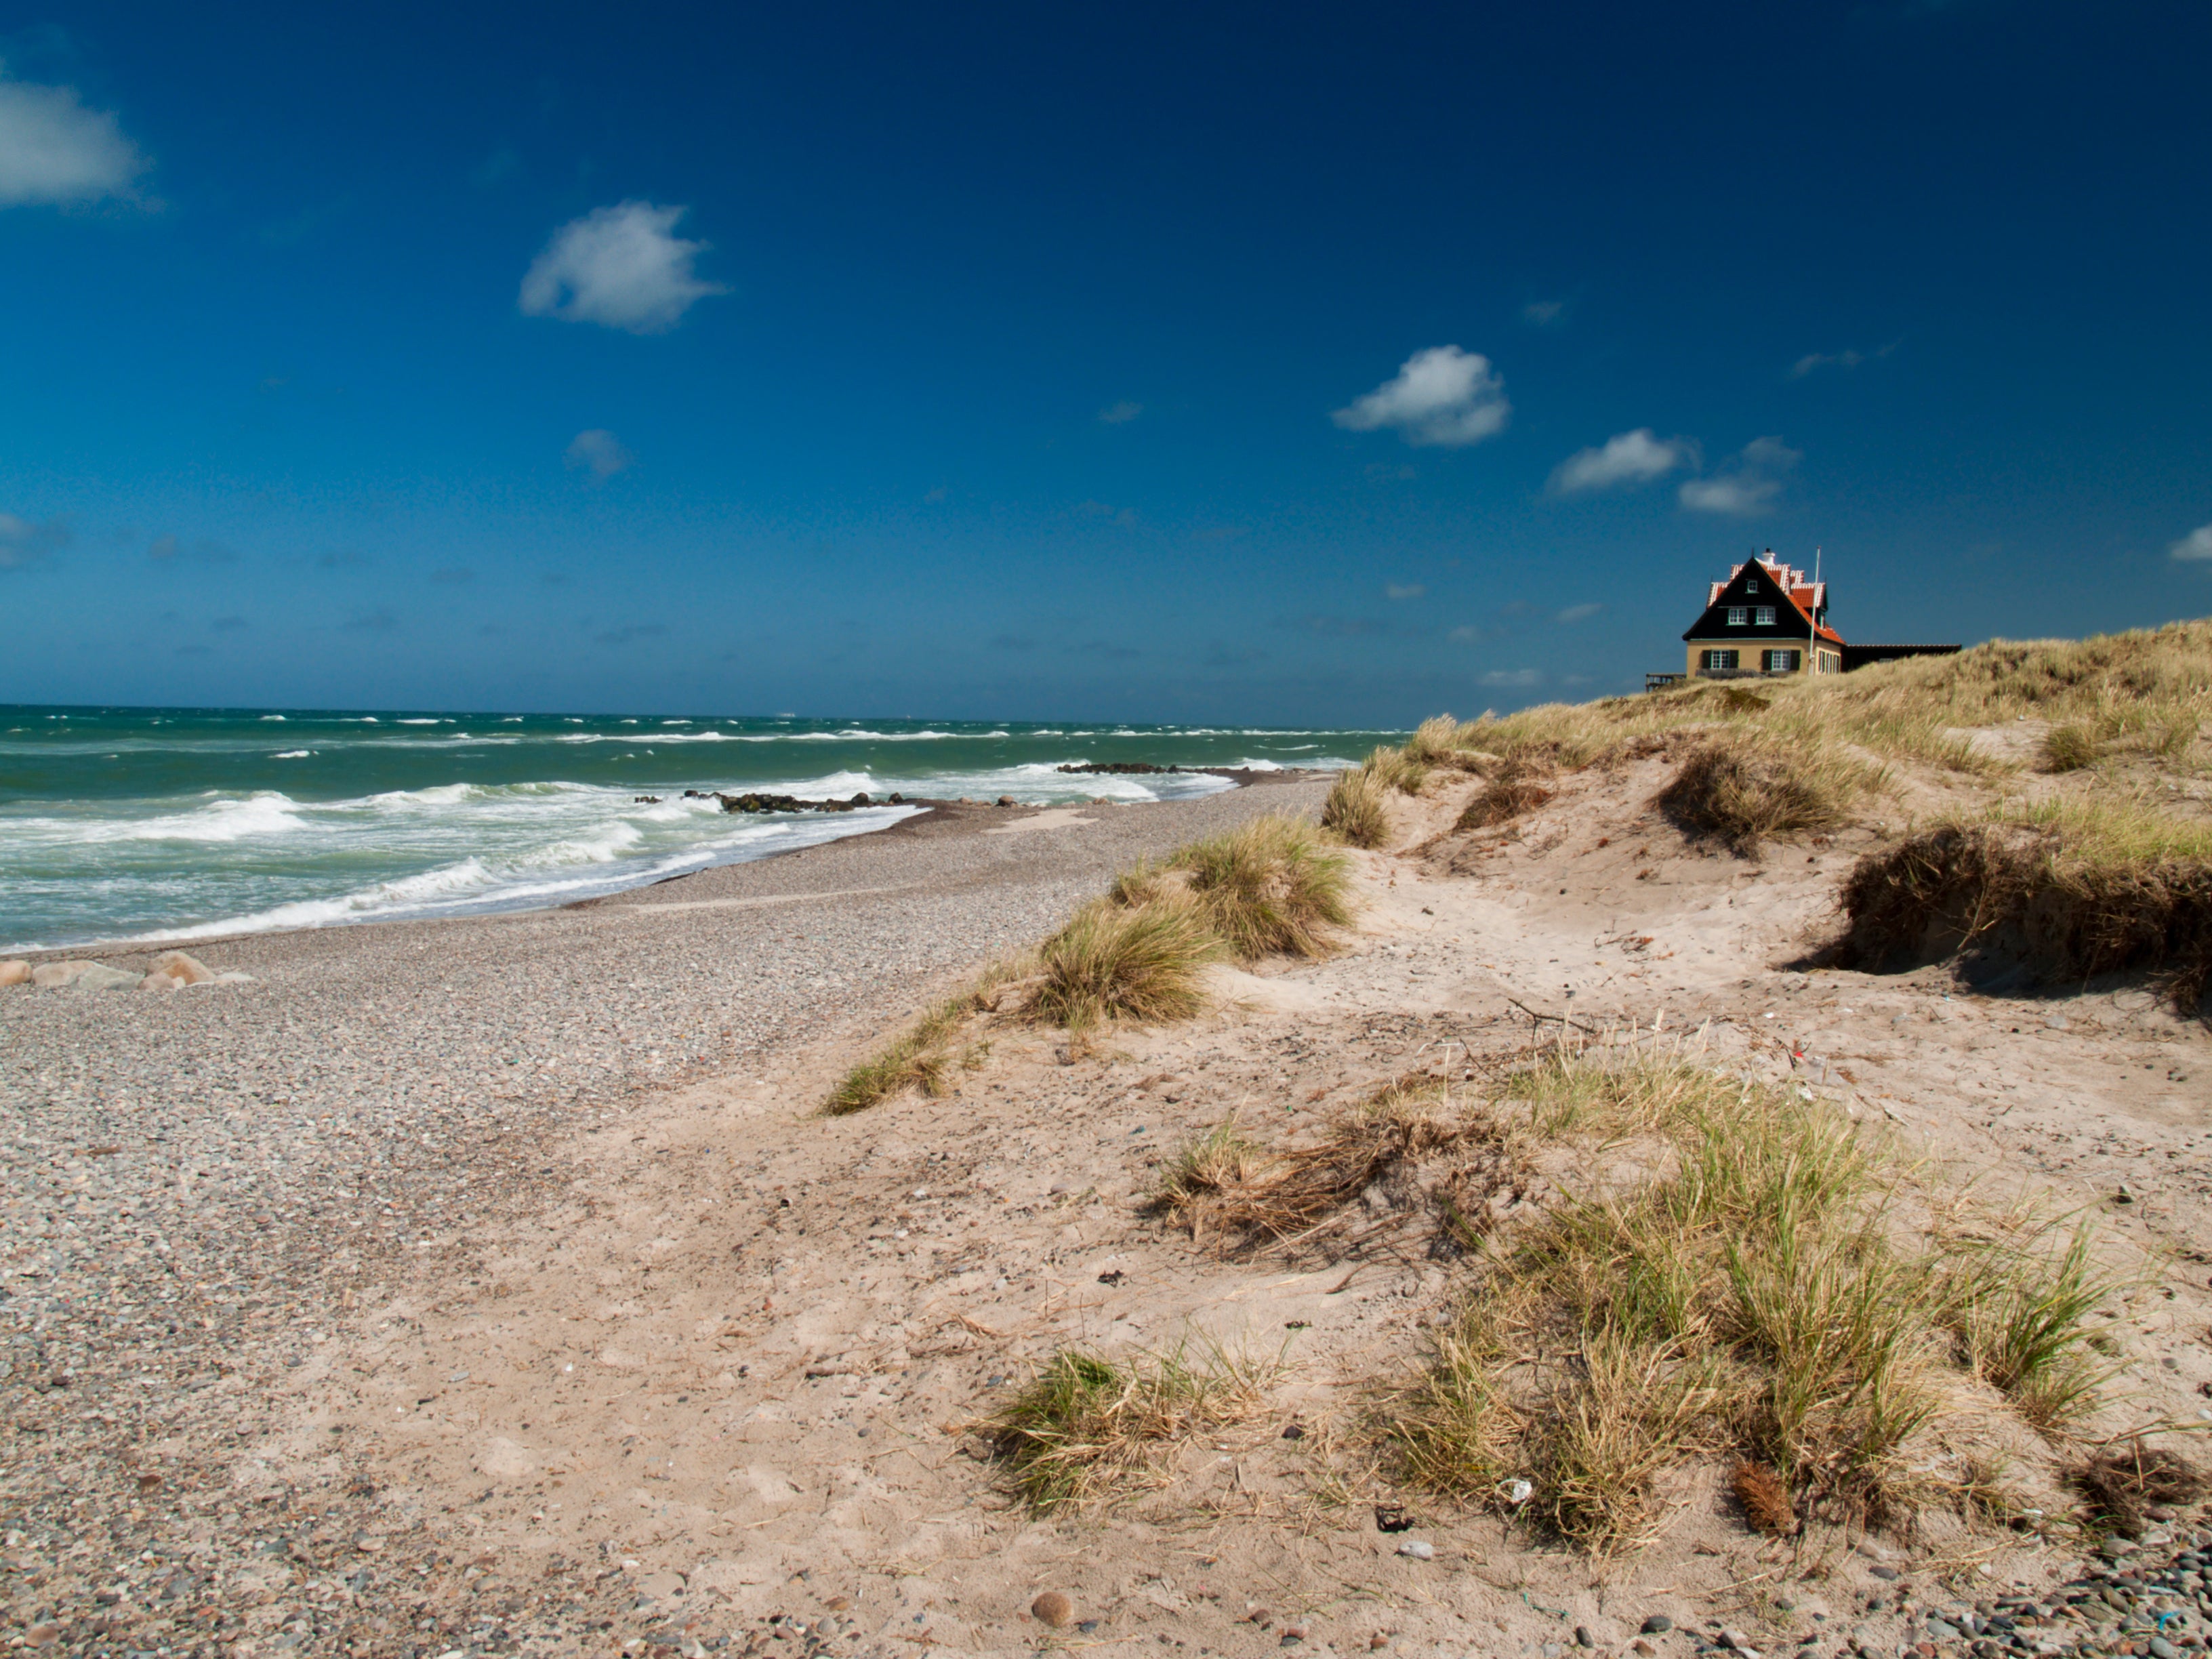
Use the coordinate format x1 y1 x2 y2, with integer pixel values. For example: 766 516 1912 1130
1727 607 1748 626
1744 577 1759 593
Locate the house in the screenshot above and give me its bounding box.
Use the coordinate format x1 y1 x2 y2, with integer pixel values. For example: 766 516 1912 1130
1680 551 1843 679
1647 550 1960 689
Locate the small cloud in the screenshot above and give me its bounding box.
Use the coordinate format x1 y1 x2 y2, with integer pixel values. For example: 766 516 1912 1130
343 609 398 632
2171 524 2212 563
1332 345 1509 448
1204 642 1267 668
430 567 473 585
1385 583 1427 601
989 633 1035 651
260 200 343 247
476 623 506 637
148 533 178 559
258 375 289 394
923 486 949 504
470 144 522 188
595 622 668 646
0 510 70 568
0 71 150 208
209 615 248 632
1448 623 1497 644
1073 499 1137 527
1555 602 1603 624
1790 342 1896 378
1679 437 1801 516
317 549 369 570
1548 428 1698 495
1200 525 1249 542
519 201 726 334
1521 299 1567 327
1481 668 1543 688
1364 462 1417 482
564 428 633 480
1098 400 1143 425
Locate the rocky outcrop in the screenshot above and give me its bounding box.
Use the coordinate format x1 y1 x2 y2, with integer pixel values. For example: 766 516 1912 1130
153 950 216 986
0 960 28 987
1055 762 1182 775
17 954 253 991
717 792 874 815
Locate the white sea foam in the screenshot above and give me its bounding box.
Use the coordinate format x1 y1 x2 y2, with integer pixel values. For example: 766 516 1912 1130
271 750 312 760
118 792 312 842
260 714 286 721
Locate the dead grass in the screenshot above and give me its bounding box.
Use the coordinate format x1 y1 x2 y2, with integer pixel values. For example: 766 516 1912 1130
1730 1460 1797 1534
1029 895 1220 1031
2067 1440 2207 1533
1158 1078 1518 1258
1452 755 1557 832
1378 1046 2116 1553
1654 735 1866 853
1167 812 1353 962
1835 800 2212 1012
984 1338 1275 1511
1322 756 1394 847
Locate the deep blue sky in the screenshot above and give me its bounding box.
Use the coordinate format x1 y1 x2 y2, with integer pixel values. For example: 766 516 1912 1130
1 1 2207 724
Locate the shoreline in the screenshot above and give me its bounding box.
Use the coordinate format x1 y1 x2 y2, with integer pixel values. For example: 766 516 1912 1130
3 767 1322 964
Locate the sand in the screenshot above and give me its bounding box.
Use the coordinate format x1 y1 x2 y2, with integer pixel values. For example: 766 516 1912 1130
3 763 2209 1659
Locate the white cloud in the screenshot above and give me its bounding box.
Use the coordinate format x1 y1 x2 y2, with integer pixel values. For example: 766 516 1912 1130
520 202 726 333
0 72 149 207
1332 346 1509 448
565 429 634 480
1548 428 1696 494
1522 300 1566 327
1679 436 1801 516
2171 524 2212 562
1481 668 1543 688
1555 602 1603 624
1098 401 1143 425
1385 583 1426 600
0 510 68 567
1791 348 1864 378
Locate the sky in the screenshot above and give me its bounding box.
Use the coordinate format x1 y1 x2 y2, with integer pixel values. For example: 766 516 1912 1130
0 1 2207 726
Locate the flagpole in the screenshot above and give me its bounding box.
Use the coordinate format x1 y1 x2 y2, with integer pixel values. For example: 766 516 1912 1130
1811 546 1822 674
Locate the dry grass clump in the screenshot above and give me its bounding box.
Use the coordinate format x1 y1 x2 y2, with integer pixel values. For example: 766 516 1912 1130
1404 714 1475 769
1382 1048 2114 1553
2067 1441 2207 1534
1030 896 1220 1031
985 1339 1274 1511
1453 755 1557 832
1323 756 1395 847
823 962 1021 1113
1158 1078 1517 1258
1655 735 1863 852
1167 812 1353 961
2041 723 2102 773
1835 799 2212 1012
1729 1460 1798 1535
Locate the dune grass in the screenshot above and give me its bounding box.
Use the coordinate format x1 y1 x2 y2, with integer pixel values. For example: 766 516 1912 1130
823 963 1020 1114
1167 812 1353 961
1654 735 1870 853
1376 1047 2115 1551
1030 895 1220 1031
1322 754 1395 847
984 1338 1275 1511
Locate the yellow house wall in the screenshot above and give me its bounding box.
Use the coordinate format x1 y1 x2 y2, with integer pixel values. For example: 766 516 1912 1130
1685 641 1841 676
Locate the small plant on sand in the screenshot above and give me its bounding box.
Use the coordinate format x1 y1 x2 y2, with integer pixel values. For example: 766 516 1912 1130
1453 754 1557 832
1322 758 1393 848
1168 813 1353 961
1402 714 1474 772
985 1338 1274 1510
1377 1046 2115 1553
824 962 1023 1114
2040 722 2103 773
1029 895 1219 1031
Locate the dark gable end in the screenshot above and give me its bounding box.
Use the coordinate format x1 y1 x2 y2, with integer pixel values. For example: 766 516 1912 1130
1682 560 1836 643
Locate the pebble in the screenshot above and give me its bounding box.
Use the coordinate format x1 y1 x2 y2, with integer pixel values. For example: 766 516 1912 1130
1031 1592 1074 1628
1397 1540 1435 1560
1643 1616 1675 1635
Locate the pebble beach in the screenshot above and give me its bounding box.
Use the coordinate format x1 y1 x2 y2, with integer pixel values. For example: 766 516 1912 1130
0 781 1323 1656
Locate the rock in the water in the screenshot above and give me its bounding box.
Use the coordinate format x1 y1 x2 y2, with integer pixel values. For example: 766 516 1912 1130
152 950 216 985
1031 1592 1073 1628
0 960 29 986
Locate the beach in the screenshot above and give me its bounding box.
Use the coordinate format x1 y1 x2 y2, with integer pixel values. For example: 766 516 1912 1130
5 746 2211 1659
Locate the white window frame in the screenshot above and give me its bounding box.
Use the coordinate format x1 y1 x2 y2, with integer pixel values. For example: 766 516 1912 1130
1764 648 1801 673
1755 606 1776 626
1726 607 1748 626
1702 649 1738 672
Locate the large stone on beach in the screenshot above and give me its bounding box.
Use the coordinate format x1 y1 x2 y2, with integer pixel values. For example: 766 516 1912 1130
0 960 28 986
35 961 142 991
138 973 182 992
152 950 216 986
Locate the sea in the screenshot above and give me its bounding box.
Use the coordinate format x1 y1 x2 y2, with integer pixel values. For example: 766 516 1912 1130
0 707 1392 951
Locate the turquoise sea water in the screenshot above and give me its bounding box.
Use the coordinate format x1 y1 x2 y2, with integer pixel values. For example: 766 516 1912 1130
0 706 1391 949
